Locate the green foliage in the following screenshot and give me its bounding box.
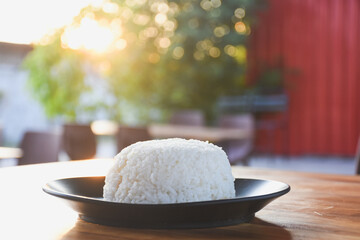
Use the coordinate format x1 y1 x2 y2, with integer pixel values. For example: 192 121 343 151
248 57 299 95
23 0 265 123
23 38 87 121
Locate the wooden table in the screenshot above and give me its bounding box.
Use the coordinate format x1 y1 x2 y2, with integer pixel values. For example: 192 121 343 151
0 146 23 159
149 124 252 142
0 159 359 240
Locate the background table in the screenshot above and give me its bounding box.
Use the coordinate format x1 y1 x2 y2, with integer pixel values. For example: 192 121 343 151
0 146 22 159
149 124 252 142
0 159 359 240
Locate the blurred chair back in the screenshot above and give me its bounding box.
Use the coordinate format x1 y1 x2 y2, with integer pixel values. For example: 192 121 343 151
169 110 205 126
19 130 62 165
355 135 360 175
116 125 151 152
219 114 256 130
0 126 2 146
62 124 97 160
217 114 255 165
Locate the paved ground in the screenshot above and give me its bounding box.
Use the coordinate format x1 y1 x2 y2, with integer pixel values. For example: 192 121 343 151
244 154 355 175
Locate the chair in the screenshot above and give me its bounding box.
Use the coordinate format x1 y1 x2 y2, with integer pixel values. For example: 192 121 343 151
116 125 151 152
0 126 3 146
355 135 360 175
18 130 62 165
217 94 289 155
217 114 255 165
62 124 97 160
169 110 205 126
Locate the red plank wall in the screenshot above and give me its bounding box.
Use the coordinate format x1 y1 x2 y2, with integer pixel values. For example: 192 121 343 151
248 0 360 156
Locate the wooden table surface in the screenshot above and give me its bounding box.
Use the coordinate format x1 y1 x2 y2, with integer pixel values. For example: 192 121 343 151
0 159 359 240
148 124 252 142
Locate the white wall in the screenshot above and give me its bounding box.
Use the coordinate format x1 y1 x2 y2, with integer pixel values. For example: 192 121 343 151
0 63 51 146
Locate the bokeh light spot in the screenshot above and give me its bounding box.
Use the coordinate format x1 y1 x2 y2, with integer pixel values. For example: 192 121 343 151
158 37 171 48
224 45 236 56
196 39 213 51
211 0 221 8
115 39 127 50
102 2 119 14
214 25 229 38
234 8 246 19
209 47 220 58
164 20 176 31
155 13 167 25
143 27 158 38
157 3 169 13
168 2 180 15
200 0 212 11
121 8 133 20
172 46 184 59
235 21 246 34
133 14 150 26
194 51 205 61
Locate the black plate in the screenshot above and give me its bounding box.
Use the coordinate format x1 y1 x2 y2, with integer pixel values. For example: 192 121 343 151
43 177 290 229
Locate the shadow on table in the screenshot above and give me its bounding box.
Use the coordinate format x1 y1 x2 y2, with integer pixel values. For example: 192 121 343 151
61 217 292 240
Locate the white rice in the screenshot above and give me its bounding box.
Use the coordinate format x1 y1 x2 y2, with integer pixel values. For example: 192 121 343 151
103 138 235 204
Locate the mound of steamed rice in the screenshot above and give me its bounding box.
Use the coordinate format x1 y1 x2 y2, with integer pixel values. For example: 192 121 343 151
103 138 235 204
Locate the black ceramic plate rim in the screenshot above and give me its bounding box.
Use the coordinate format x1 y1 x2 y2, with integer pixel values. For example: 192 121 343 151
42 176 290 207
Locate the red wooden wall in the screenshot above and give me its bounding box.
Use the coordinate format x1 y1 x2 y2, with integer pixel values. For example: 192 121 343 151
248 0 360 156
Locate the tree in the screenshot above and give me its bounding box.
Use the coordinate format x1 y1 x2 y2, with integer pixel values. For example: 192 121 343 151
23 0 264 124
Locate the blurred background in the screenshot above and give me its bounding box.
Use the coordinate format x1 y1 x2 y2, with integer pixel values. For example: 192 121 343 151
0 0 359 174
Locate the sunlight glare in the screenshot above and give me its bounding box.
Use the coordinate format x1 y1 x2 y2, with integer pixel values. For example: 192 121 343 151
0 0 98 44
102 1 119 14
61 15 117 53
